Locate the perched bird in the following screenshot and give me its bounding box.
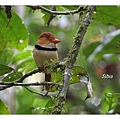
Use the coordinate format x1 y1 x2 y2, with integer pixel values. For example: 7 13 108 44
33 32 60 91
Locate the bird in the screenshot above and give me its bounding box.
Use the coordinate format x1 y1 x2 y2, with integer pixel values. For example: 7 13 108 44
33 32 60 91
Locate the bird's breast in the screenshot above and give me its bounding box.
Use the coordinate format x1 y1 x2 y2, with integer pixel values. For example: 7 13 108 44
33 47 58 67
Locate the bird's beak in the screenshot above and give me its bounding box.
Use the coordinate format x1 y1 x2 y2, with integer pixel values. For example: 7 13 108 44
51 38 60 44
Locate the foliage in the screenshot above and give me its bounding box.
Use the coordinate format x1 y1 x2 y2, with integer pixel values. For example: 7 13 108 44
0 8 29 51
93 6 120 26
83 31 120 61
0 5 120 114
100 93 120 114
0 64 13 75
0 99 10 114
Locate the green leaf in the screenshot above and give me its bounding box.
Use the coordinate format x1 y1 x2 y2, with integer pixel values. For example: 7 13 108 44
15 87 36 114
0 99 10 114
62 6 79 10
41 6 52 25
70 75 80 84
72 66 88 76
2 71 22 82
12 50 32 64
56 6 65 11
94 35 120 60
93 6 120 26
23 107 35 114
0 48 14 65
100 93 120 114
70 66 89 84
42 13 50 25
33 98 53 114
0 32 7 52
33 98 50 108
50 69 62 92
16 58 36 73
0 8 29 50
0 64 13 76
52 69 62 83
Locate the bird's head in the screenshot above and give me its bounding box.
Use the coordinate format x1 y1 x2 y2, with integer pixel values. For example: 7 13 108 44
36 32 60 46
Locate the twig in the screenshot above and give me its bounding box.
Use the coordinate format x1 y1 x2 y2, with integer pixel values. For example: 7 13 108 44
17 61 64 83
0 61 64 91
0 82 61 87
17 69 39 83
24 86 53 99
5 6 12 18
52 6 96 114
27 5 86 15
5 6 12 27
0 81 61 98
0 84 12 90
0 69 39 90
0 81 61 92
47 6 56 26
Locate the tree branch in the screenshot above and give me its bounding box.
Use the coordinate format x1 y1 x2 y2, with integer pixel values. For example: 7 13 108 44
0 69 39 90
5 6 12 18
17 69 39 83
0 61 64 91
52 6 96 114
24 86 53 98
27 5 87 15
0 82 61 87
0 82 60 98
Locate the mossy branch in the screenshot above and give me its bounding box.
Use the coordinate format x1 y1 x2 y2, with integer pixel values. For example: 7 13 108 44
52 6 96 114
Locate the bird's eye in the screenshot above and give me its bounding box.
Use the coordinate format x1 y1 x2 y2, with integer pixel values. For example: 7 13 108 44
46 36 49 38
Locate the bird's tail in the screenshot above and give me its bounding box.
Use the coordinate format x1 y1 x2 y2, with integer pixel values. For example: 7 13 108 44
45 73 51 91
